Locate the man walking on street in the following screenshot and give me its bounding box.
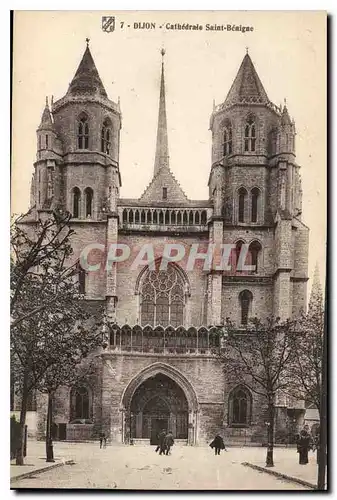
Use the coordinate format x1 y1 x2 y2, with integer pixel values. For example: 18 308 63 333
210 434 227 455
155 429 167 455
164 431 174 456
99 431 106 449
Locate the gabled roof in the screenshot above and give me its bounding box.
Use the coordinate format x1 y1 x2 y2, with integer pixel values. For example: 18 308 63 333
224 53 269 107
67 44 107 98
139 166 189 204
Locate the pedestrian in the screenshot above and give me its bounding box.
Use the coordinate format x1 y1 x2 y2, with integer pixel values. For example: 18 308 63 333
155 429 167 454
99 431 106 449
163 431 174 456
312 426 320 465
209 434 227 455
296 428 311 465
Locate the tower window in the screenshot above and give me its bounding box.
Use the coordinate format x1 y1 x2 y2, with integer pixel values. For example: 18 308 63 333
163 187 167 199
239 290 253 325
223 123 233 156
248 241 262 274
244 116 256 152
84 187 93 217
78 115 89 149
251 187 260 223
38 135 41 150
101 119 112 154
72 187 81 218
47 168 54 199
238 187 247 223
45 134 49 149
234 240 245 274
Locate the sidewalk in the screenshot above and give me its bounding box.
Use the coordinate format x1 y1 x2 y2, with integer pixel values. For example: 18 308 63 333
10 440 81 482
243 452 324 489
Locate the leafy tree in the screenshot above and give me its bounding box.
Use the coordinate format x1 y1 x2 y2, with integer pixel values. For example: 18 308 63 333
10 209 103 465
220 317 295 467
11 209 74 327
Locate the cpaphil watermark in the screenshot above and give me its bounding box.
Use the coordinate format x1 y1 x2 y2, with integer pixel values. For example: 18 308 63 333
79 242 256 273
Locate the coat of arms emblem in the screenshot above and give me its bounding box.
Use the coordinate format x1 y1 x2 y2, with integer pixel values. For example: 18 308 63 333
102 16 115 33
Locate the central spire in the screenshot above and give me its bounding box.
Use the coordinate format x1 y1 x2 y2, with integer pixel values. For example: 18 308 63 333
153 48 169 176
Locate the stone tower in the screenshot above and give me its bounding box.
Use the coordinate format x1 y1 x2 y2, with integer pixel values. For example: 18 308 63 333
209 52 309 325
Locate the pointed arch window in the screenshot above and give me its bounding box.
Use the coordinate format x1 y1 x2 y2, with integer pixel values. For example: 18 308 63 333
223 123 233 156
233 240 245 274
101 118 112 154
239 290 253 325
78 115 89 149
70 386 91 421
251 187 260 223
244 116 256 152
84 187 93 217
228 386 252 427
140 263 186 327
238 187 248 223
248 241 262 274
72 187 81 218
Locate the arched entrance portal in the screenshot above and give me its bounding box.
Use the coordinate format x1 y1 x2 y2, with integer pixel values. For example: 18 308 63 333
130 374 188 444
121 363 199 445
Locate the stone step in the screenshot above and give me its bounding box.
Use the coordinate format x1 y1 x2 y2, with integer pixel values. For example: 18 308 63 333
131 438 188 446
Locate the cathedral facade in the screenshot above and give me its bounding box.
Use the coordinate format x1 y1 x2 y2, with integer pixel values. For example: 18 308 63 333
22 42 309 444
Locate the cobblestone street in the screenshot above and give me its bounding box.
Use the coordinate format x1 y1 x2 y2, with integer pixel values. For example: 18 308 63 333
12 443 312 490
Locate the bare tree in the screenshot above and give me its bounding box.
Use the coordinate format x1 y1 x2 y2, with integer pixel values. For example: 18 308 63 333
288 271 324 415
38 355 100 462
220 317 295 467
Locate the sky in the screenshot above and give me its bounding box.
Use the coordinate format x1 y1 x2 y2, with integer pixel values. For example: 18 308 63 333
11 11 327 295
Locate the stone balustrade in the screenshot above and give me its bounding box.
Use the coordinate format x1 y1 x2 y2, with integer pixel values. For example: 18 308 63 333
118 207 209 230
107 324 221 355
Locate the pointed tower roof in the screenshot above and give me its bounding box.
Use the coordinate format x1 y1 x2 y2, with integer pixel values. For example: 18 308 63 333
67 39 107 98
224 52 269 107
153 49 169 175
38 97 53 130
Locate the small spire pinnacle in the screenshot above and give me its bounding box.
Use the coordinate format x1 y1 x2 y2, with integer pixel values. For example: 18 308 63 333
309 263 323 313
161 47 166 58
51 95 54 106
284 97 287 107
86 37 90 47
246 46 249 54
38 98 53 129
213 98 216 111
